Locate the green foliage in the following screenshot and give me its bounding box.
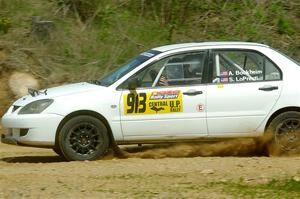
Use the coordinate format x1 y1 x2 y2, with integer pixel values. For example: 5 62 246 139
0 16 11 33
212 178 300 198
57 0 98 21
277 16 295 35
56 0 115 23
0 0 299 82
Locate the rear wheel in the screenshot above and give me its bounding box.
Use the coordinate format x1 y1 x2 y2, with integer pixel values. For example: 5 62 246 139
58 115 109 161
266 111 300 156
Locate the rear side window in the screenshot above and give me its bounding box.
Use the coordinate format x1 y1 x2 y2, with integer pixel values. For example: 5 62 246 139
212 50 281 83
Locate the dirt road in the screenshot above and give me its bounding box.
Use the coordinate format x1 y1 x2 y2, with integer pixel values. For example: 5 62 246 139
1 141 300 199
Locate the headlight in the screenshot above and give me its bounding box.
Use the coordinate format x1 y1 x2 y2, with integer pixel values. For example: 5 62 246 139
19 99 54 114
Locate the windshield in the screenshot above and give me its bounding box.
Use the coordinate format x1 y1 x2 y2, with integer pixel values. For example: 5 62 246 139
98 50 161 86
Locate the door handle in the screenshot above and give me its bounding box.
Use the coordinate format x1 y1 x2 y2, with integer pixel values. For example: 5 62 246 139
259 85 278 91
183 90 203 96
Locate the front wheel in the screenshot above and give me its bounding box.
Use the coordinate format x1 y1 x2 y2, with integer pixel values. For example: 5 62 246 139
58 115 109 161
266 111 300 156
52 146 63 156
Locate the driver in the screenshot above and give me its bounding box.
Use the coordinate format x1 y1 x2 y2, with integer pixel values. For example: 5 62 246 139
158 57 183 86
183 54 202 79
158 54 203 86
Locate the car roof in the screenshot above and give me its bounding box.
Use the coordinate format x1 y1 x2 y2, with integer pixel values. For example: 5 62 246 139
152 42 269 52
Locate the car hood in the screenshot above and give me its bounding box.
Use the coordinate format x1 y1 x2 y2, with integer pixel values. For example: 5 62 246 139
13 82 104 106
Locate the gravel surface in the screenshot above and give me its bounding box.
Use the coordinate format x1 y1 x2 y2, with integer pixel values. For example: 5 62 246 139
1 142 300 198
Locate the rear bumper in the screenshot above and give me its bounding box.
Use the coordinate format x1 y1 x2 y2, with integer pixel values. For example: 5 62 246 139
1 113 64 147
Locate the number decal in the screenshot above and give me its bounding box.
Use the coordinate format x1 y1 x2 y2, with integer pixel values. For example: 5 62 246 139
126 93 135 113
134 94 139 113
126 93 147 114
124 90 183 115
139 93 146 113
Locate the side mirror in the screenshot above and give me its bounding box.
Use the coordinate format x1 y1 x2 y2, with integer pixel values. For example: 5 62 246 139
127 78 139 90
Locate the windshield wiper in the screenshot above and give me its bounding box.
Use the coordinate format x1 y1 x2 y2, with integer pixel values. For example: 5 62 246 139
88 80 101 85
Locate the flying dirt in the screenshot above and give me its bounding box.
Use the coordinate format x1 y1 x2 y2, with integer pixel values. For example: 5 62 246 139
116 132 300 159
121 138 269 159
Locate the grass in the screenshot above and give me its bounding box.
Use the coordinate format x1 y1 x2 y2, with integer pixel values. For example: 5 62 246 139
91 173 300 198
211 178 300 198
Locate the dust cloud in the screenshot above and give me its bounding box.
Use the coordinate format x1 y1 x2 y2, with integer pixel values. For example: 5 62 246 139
114 136 274 159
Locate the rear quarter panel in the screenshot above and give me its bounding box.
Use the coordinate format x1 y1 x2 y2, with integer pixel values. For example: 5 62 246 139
256 47 300 133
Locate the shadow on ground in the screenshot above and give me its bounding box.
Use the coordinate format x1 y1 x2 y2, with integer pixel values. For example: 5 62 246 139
1 155 65 163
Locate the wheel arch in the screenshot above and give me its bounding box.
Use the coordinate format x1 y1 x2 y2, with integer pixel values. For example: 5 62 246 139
55 110 116 148
264 106 300 131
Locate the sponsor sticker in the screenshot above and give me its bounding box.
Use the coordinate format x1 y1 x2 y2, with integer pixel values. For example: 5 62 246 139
124 90 183 115
141 52 155 57
217 84 224 88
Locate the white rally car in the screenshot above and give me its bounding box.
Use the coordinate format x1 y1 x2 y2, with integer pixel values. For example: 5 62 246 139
2 42 300 161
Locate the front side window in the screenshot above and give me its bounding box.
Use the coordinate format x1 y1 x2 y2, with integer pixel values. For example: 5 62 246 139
122 51 206 88
212 50 281 83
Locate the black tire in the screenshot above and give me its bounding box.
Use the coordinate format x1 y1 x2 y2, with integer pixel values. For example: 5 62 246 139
266 111 300 156
52 146 63 156
58 115 109 161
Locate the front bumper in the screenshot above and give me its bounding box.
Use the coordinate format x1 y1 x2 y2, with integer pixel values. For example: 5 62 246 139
1 113 64 147
1 135 18 145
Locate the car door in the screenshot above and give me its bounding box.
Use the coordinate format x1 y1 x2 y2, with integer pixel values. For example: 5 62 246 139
119 51 209 140
206 49 283 135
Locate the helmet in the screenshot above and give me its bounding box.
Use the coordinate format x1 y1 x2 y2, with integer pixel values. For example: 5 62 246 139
183 54 202 73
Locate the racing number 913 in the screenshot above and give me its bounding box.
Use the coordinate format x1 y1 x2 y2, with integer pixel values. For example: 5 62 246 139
126 93 146 114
